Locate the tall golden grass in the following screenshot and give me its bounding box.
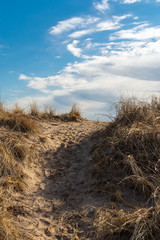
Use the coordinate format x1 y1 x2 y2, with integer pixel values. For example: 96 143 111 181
91 96 160 239
0 101 39 239
59 103 82 121
0 129 38 239
2 96 160 239
29 101 82 121
0 100 83 239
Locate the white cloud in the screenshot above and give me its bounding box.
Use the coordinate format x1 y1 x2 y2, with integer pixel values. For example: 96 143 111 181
69 29 94 38
19 74 32 80
113 14 132 22
68 14 132 39
18 4 160 120
93 0 109 12
49 17 99 35
13 95 55 112
96 20 122 31
98 39 160 57
19 37 160 119
110 25 160 40
121 0 141 3
67 40 82 57
50 17 83 35
26 77 49 90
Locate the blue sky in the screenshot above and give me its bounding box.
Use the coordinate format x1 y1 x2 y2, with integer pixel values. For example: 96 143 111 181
1 0 160 120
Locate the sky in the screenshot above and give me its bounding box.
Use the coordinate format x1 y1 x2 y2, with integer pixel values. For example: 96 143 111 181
0 0 160 120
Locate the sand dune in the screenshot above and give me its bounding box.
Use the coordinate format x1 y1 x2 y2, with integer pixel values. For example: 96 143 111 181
2 97 160 240
13 119 107 239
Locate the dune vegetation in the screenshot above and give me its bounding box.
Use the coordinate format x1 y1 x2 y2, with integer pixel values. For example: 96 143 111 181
0 103 38 239
0 96 160 239
91 96 160 240
0 101 82 239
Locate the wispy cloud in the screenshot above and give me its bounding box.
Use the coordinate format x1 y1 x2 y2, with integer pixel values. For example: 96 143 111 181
17 1 160 119
121 0 141 3
93 0 109 12
49 16 99 35
18 35 160 118
19 74 32 80
69 29 94 38
67 40 82 57
110 25 160 40
96 20 122 31
68 14 132 39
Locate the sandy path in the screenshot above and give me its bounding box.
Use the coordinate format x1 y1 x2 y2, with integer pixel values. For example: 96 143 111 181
14 120 107 240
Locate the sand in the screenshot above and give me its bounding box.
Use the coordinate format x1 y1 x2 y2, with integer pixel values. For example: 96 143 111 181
13 119 107 239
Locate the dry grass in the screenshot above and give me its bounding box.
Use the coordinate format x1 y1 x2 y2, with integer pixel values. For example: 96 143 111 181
0 100 83 239
0 214 21 240
3 96 160 239
0 101 5 114
0 114 37 133
59 104 83 121
29 101 83 121
0 135 36 183
0 102 37 133
0 132 37 239
29 101 40 116
43 104 56 118
115 96 160 126
0 100 39 239
12 104 24 115
94 206 160 240
91 96 160 239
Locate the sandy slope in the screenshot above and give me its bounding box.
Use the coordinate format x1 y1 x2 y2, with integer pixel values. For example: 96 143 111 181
14 119 107 240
